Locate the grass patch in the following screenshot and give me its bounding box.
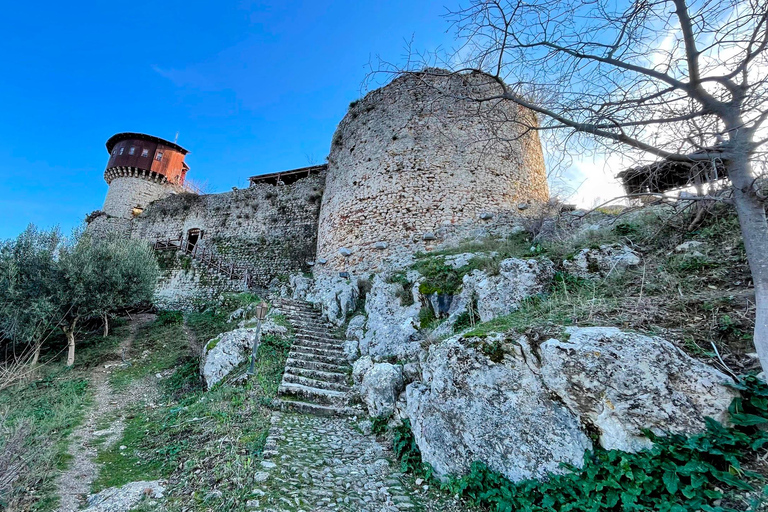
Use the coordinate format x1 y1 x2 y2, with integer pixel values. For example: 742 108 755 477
0 365 92 511
91 311 294 508
108 318 190 392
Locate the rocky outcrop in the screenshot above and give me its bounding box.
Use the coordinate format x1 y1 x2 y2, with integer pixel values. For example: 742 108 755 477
404 327 736 482
435 257 554 335
539 326 736 452
562 244 641 278
200 318 288 389
358 274 423 359
406 336 592 482
290 274 359 326
360 363 405 418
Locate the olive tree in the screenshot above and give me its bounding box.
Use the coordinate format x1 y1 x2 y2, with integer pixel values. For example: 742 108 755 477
0 226 62 365
380 0 768 372
58 233 159 366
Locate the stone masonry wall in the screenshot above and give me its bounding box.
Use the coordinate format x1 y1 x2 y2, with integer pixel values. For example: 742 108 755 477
153 252 246 310
103 175 178 219
131 172 325 293
316 70 549 274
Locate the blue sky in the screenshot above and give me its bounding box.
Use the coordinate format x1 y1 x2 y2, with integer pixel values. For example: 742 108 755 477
0 1 457 239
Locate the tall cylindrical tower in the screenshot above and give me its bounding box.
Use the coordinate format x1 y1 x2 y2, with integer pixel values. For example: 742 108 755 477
315 70 549 274
100 132 190 219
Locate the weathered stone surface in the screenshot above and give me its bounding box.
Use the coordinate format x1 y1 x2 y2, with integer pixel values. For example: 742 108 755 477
292 274 359 325
406 336 591 482
359 275 422 359
675 240 705 253
84 480 165 512
127 173 325 309
346 315 366 341
352 356 374 386
435 258 554 335
361 363 405 418
539 327 736 452
200 318 287 389
563 244 641 278
315 70 549 275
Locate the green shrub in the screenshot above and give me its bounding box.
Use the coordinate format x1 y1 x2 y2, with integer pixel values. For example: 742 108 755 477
418 307 436 329
156 310 183 326
393 419 432 477
371 415 389 436
387 272 415 306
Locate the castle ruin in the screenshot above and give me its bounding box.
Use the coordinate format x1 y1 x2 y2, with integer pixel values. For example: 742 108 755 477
87 71 549 308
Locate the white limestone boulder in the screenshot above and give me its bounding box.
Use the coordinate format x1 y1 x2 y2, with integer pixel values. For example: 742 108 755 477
562 244 641 278
359 274 422 359
360 363 405 418
436 257 554 335
539 326 737 452
200 318 287 390
352 355 374 386
405 336 592 482
346 315 366 341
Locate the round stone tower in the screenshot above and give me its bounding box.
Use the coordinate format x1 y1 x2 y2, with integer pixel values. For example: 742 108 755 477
315 70 549 273
100 132 190 220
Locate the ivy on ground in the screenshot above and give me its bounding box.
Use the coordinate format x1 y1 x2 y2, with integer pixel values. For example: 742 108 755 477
392 375 768 512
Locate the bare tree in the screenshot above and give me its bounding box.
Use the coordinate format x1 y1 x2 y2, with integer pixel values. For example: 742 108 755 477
377 0 768 372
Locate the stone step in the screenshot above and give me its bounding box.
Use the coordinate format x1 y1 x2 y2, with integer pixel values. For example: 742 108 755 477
285 357 349 374
291 343 345 357
278 383 347 405
282 372 350 393
294 327 336 336
288 349 347 366
272 398 362 417
295 332 343 345
294 337 344 350
285 366 348 384
286 315 326 326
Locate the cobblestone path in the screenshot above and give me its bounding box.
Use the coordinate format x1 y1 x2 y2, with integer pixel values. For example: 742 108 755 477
253 299 472 512
255 412 467 512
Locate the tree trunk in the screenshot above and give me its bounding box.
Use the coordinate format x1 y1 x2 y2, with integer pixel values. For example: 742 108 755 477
728 151 768 375
63 317 79 367
31 342 42 366
103 312 109 338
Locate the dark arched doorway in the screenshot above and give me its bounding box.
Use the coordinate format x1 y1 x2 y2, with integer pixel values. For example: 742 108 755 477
186 228 203 254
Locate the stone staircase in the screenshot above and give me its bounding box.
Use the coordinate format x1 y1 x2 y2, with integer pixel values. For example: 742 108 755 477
272 297 360 417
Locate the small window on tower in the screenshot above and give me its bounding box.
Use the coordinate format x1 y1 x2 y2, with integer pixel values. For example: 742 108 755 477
111 148 117 155
128 146 136 155
141 148 149 157
119 147 124 155
155 151 164 161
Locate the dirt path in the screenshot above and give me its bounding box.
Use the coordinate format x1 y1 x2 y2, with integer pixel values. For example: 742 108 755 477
55 314 156 512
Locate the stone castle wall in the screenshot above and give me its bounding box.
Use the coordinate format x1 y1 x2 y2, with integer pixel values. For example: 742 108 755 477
103 175 179 219
153 252 247 310
130 172 324 295
315 70 549 274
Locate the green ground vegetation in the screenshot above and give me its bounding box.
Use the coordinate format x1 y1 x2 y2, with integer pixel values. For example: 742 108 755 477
91 296 293 510
416 205 754 372
0 321 132 511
